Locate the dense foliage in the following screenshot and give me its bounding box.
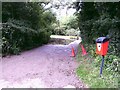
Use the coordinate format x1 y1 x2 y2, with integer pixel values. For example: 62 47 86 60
52 15 80 36
76 2 120 56
75 2 120 83
2 2 56 56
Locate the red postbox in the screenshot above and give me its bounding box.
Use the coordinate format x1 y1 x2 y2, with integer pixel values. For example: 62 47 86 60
96 37 109 56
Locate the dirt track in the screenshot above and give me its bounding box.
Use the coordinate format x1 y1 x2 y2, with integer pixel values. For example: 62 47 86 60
0 40 88 88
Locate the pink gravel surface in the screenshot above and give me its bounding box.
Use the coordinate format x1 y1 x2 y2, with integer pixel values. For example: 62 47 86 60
1 40 88 88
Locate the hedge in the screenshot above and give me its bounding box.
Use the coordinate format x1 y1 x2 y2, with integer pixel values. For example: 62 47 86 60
2 19 50 56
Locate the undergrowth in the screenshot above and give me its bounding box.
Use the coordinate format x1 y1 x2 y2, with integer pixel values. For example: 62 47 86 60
76 43 119 88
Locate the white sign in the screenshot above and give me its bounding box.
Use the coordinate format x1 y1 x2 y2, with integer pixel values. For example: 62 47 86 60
97 43 101 51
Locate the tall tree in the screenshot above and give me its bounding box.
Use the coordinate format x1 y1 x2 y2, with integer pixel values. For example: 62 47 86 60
75 2 120 56
2 2 57 56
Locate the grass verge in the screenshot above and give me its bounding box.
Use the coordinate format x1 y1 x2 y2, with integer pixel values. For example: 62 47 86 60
76 46 119 88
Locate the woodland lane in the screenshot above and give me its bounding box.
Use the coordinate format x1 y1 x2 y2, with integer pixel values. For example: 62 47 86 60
1 40 88 88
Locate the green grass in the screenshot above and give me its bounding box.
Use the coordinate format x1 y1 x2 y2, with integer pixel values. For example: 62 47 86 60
76 47 119 88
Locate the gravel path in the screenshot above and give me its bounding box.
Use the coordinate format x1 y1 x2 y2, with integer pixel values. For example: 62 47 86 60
1 40 88 88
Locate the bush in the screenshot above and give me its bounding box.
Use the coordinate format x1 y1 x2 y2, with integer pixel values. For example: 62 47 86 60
2 19 50 56
65 28 80 36
82 42 119 78
76 2 120 87
76 46 118 88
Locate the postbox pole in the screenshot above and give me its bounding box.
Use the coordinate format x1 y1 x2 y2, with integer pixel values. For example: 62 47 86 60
100 55 104 77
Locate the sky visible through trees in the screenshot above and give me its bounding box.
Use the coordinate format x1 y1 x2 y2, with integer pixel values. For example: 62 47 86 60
43 0 76 20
